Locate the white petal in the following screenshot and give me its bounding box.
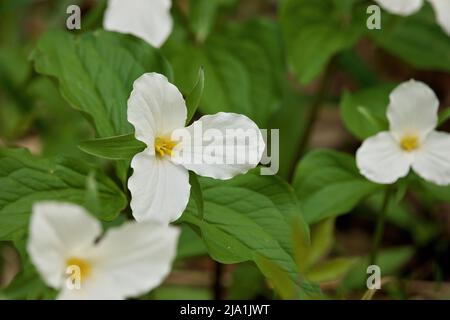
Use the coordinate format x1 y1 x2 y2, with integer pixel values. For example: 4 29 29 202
172 112 265 180
412 131 450 186
428 0 450 36
356 132 412 184
104 0 173 48
374 0 423 15
128 150 190 223
387 80 439 140
85 222 180 299
127 73 187 150
27 202 102 289
57 274 121 300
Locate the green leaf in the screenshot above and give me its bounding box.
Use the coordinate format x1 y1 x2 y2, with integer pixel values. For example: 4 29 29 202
370 5 450 73
0 148 127 241
164 18 284 126
179 169 318 297
187 0 238 42
438 107 450 127
340 84 395 140
415 179 450 209
306 218 335 268
32 30 171 138
305 257 358 283
293 150 383 224
151 286 212 300
32 30 171 183
292 217 311 274
185 67 205 124
188 171 204 220
78 134 146 160
176 225 208 260
84 171 101 217
280 0 366 84
254 254 296 300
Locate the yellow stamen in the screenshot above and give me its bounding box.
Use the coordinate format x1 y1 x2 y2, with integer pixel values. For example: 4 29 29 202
155 137 177 157
400 134 419 152
66 257 91 279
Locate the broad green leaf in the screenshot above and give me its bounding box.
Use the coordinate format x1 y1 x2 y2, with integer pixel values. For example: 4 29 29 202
370 5 450 73
254 254 296 300
31 30 171 183
179 169 318 297
293 150 383 224
306 257 358 283
340 84 396 140
164 18 284 126
0 148 127 241
78 134 146 160
186 67 205 125
32 30 171 138
280 0 366 84
26 77 92 159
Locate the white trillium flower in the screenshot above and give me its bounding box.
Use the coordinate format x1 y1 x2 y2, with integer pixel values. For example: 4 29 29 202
127 73 265 223
357 80 450 186
103 0 173 48
374 0 450 36
27 202 180 300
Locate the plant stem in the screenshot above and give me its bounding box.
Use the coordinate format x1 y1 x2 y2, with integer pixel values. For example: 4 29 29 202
287 62 335 182
213 261 224 300
370 188 392 266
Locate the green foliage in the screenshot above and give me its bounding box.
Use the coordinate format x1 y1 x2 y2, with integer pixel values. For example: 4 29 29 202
186 68 205 124
187 0 237 42
31 30 171 137
293 218 357 283
2 0 449 301
371 5 450 73
179 169 318 298
1 239 56 300
228 263 267 300
293 150 384 224
164 18 284 126
280 0 366 84
340 84 396 140
79 134 146 161
0 148 127 241
341 247 414 292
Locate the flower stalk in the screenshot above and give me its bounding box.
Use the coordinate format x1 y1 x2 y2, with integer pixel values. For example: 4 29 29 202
369 187 393 266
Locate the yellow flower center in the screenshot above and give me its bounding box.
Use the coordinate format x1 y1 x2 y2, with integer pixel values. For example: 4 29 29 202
400 134 419 152
155 137 177 157
66 257 91 279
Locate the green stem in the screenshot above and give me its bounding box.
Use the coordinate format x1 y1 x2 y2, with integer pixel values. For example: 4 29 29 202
287 62 335 182
370 188 392 266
